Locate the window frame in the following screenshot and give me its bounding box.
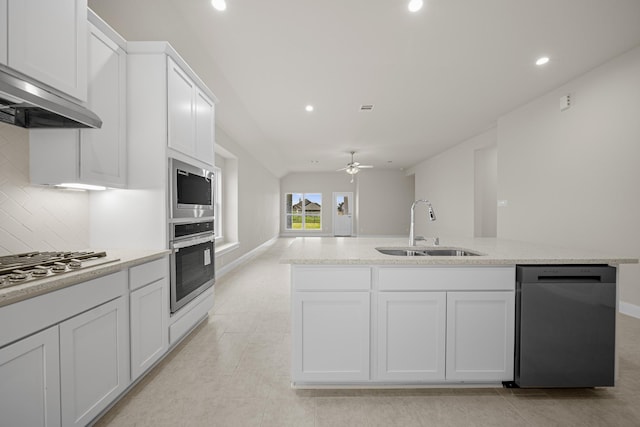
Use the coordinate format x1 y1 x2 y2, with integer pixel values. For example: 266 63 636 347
285 192 322 231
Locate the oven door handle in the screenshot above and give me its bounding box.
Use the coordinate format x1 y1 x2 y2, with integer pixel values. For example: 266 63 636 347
172 234 215 249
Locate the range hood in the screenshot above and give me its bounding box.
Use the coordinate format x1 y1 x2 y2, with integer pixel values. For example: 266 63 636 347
0 68 102 129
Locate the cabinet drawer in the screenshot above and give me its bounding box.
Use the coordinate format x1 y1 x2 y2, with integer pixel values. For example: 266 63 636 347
129 257 168 291
378 266 515 291
292 266 371 291
0 271 127 348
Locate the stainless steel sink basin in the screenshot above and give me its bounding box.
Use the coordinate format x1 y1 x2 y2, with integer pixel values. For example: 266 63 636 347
376 247 482 257
376 248 429 256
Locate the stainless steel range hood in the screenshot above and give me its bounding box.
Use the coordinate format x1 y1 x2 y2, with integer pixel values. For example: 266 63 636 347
0 68 102 129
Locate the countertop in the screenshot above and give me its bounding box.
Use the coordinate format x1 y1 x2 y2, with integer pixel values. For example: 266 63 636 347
0 249 170 308
280 237 639 266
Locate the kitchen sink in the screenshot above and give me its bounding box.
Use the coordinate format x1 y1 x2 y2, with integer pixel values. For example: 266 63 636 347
376 247 482 257
376 248 429 256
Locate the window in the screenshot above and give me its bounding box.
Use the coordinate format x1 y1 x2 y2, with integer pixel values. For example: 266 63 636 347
286 193 322 230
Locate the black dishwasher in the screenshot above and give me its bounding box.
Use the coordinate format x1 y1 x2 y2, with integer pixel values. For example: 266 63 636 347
515 265 617 388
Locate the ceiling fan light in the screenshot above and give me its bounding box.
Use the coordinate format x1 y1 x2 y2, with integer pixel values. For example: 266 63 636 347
408 0 423 12
211 0 227 11
346 166 360 175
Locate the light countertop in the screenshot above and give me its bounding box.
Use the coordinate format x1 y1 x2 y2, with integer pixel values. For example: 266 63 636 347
0 249 170 308
280 237 639 266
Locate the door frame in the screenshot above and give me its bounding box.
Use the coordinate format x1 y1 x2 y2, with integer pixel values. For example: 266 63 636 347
333 192 354 236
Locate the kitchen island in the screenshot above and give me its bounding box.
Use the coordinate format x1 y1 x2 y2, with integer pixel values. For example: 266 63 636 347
281 237 638 388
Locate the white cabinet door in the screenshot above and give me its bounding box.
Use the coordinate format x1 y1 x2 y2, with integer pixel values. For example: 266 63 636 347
60 297 128 427
130 278 169 381
377 292 446 381
0 326 61 427
29 22 127 189
292 291 370 383
195 88 215 165
79 23 127 188
167 57 196 157
446 291 515 382
7 0 87 101
0 0 6 65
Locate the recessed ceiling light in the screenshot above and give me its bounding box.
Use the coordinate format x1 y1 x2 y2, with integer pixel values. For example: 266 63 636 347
211 0 227 11
536 56 550 66
408 0 423 12
305 105 314 112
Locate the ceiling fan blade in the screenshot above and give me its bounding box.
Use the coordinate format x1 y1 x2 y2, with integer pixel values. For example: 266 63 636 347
336 167 348 171
359 165 374 168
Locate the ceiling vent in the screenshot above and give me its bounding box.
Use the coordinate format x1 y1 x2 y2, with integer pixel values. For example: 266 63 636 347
359 104 374 112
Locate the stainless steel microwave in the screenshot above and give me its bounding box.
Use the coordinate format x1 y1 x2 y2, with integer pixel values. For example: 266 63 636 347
169 158 215 220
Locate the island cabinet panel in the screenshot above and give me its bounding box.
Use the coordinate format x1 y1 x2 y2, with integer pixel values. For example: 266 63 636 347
0 326 61 427
292 291 370 382
378 266 515 291
446 291 515 382
60 297 129 427
376 292 446 381
292 266 371 291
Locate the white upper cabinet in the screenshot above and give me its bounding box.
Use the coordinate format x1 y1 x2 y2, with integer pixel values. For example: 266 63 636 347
6 0 88 101
0 1 7 65
168 57 215 165
195 88 215 165
30 14 127 188
167 58 196 156
79 22 127 187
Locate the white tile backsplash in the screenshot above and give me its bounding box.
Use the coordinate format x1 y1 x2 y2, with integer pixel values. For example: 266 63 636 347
0 123 89 255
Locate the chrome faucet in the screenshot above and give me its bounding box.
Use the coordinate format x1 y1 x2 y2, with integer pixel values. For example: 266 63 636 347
409 199 437 246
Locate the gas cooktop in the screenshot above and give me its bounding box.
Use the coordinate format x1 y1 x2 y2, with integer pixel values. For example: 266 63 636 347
0 251 120 289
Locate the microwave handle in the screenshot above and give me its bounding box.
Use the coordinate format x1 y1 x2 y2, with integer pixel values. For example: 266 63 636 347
172 234 214 249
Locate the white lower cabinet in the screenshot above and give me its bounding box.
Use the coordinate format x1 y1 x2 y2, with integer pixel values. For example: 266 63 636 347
0 326 61 427
377 292 446 381
60 297 129 427
130 278 169 380
292 291 370 383
291 265 515 385
446 291 515 382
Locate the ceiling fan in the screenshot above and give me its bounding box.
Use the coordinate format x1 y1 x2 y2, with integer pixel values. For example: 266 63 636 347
337 151 373 183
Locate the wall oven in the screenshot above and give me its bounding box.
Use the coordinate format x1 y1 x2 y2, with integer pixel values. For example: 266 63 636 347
170 220 215 313
170 157 215 220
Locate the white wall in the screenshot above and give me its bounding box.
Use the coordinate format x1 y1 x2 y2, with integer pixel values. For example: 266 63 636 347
280 170 414 237
356 170 415 236
474 145 498 237
498 45 640 306
412 128 497 239
214 127 280 271
0 123 89 254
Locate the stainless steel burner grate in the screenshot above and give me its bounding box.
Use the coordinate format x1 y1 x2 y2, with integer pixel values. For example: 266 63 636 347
0 251 119 289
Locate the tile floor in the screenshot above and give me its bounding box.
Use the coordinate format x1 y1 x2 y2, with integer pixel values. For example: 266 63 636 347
96 238 640 427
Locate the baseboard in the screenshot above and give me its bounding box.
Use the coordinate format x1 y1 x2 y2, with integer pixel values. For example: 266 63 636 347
216 236 278 278
619 301 640 319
